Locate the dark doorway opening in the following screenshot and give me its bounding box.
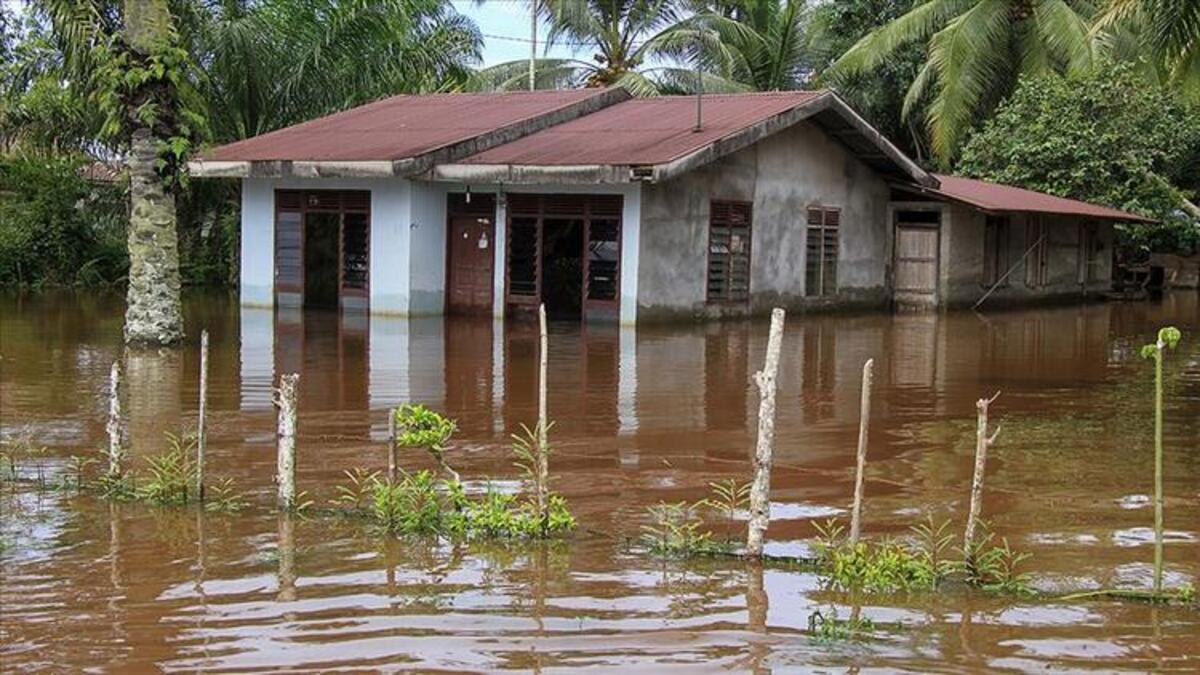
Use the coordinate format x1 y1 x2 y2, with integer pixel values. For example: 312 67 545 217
304 212 340 308
541 218 583 318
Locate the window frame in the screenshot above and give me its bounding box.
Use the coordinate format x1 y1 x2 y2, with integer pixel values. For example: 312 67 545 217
982 214 1011 288
705 199 753 305
805 206 841 297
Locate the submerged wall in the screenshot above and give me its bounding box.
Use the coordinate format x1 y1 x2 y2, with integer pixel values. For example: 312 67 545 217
941 208 1114 308
637 120 893 321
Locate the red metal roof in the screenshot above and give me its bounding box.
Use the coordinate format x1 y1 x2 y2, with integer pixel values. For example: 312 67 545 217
461 91 826 166
929 174 1154 223
203 90 610 162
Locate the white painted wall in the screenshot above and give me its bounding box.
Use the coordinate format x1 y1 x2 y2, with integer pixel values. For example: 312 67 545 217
240 179 276 307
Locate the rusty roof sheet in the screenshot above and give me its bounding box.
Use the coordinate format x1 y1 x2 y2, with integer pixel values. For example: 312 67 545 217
929 174 1154 223
203 90 610 162
461 91 826 166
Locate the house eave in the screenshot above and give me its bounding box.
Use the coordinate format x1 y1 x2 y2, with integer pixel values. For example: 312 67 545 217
427 163 635 184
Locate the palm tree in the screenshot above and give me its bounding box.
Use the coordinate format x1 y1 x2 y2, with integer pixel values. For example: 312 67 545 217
473 0 748 95
827 0 1094 164
702 0 813 91
1092 0 1200 99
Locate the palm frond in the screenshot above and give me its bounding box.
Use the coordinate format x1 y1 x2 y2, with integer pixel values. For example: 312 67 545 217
830 0 975 77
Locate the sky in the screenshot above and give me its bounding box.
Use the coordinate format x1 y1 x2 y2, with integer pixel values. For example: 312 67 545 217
452 1 580 67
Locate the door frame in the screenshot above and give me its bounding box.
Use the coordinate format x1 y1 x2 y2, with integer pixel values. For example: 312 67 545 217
889 203 944 309
445 193 498 316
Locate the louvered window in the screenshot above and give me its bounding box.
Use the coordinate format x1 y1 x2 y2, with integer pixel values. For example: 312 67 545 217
805 207 840 296
707 201 752 303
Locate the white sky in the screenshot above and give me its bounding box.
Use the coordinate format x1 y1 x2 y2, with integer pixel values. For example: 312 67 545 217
453 0 580 66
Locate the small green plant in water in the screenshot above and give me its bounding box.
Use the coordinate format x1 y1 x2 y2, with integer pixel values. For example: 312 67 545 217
964 525 1034 595
703 479 750 544
62 455 98 492
394 405 458 480
640 501 720 557
1140 325 1182 596
204 477 249 513
808 606 879 643
136 433 198 505
331 468 379 512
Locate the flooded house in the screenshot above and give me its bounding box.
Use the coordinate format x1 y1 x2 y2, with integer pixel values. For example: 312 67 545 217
189 88 1151 323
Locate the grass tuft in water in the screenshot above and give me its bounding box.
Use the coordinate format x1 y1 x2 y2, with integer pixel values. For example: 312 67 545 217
640 501 723 558
135 433 197 505
808 606 881 643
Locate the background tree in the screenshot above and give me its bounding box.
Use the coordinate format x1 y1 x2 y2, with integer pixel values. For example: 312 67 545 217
1093 0 1200 98
473 0 747 95
956 64 1200 258
828 0 1095 165
697 0 813 92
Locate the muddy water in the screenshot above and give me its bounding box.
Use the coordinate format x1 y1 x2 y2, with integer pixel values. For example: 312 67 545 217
2 292 1198 672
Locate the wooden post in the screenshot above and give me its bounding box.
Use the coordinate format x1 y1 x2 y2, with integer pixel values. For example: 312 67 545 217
275 373 299 510
196 330 209 501
746 308 785 557
536 304 549 520
1152 337 1165 594
849 358 874 544
106 360 123 477
387 407 398 482
964 392 1000 559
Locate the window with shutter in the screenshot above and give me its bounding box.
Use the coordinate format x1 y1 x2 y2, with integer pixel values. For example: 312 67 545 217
982 215 1010 287
805 207 840 296
707 201 752 303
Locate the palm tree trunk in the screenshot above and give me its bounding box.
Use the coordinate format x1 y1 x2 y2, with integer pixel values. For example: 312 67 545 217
123 0 184 345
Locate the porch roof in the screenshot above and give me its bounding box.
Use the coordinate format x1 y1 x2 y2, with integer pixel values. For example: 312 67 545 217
916 174 1155 223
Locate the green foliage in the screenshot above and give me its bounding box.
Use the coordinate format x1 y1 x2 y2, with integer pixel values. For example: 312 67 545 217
331 467 380 512
0 156 127 286
395 404 456 455
63 455 98 491
702 478 750 543
135 432 197 505
204 477 248 513
958 65 1200 257
0 435 48 486
1140 326 1183 359
808 606 880 643
640 501 721 557
963 527 1035 595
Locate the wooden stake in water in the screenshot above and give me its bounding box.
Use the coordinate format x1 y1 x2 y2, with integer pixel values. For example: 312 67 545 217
106 360 123 477
1141 326 1181 595
196 330 209 501
275 373 299 510
387 406 398 482
964 391 1001 560
536 303 550 521
849 358 874 545
746 308 785 558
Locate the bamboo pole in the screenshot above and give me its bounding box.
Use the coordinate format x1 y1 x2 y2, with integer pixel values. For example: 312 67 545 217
106 360 123 477
746 308 785 557
849 358 874 545
275 373 299 510
536 303 549 521
196 330 209 501
964 392 1001 560
387 406 398 482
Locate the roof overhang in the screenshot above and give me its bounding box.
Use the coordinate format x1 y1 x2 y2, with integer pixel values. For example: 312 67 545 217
187 87 632 179
891 180 1158 223
425 91 937 187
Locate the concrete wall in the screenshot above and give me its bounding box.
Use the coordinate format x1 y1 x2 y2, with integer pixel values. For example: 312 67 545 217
940 208 1114 308
637 120 892 320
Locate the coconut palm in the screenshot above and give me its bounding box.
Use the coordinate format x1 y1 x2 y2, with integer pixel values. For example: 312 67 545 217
473 0 749 95
701 0 813 91
1092 0 1200 98
827 0 1095 164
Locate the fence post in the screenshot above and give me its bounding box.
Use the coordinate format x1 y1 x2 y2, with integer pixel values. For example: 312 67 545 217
746 308 785 557
964 392 1001 562
106 361 123 477
275 373 299 510
849 358 874 545
197 330 209 501
536 304 550 521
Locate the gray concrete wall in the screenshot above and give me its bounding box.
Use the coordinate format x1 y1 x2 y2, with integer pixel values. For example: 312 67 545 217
941 210 1114 308
637 120 892 321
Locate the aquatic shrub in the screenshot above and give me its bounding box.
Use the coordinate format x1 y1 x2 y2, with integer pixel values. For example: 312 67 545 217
808 606 879 643
703 479 751 544
0 436 49 487
62 455 98 492
910 516 958 590
394 405 458 480
204 477 249 513
369 470 447 536
135 433 198 505
331 468 380 512
963 525 1034 595
640 501 720 557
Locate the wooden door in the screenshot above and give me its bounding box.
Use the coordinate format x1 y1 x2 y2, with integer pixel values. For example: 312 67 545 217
894 223 939 308
447 215 494 314
275 210 303 307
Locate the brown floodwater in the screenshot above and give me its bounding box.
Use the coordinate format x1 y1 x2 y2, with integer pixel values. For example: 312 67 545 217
1 291 1198 672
